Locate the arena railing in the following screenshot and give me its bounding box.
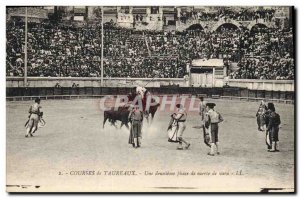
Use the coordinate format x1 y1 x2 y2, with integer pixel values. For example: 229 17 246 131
219 96 294 104
227 79 294 92
6 77 294 103
6 76 187 87
6 94 294 104
7 77 294 90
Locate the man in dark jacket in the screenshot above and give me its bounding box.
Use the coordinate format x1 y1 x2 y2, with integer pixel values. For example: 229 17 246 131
267 103 281 152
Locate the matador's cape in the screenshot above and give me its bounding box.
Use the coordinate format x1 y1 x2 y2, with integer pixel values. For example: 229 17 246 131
167 116 179 143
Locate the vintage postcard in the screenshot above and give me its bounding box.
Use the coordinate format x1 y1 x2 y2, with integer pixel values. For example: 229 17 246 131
6 6 295 192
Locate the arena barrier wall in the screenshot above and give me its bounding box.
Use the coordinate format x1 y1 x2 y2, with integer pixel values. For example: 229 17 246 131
6 77 188 88
6 77 294 92
6 86 294 104
227 79 294 92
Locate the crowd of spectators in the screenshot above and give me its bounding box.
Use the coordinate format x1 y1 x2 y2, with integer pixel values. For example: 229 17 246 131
7 19 102 77
230 26 294 80
6 20 25 76
230 57 294 80
179 7 275 23
6 16 294 80
103 24 185 78
103 57 184 78
175 27 241 62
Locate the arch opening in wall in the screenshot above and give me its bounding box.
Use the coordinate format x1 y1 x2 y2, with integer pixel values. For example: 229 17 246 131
250 23 268 35
215 23 239 32
186 23 204 31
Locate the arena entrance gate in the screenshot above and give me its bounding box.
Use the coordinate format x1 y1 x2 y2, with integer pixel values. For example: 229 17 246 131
190 59 224 87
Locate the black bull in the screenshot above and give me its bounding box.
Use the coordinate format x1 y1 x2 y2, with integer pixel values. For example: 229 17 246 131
103 104 160 129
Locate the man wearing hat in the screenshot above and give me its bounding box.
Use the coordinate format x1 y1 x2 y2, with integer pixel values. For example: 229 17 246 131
25 98 43 137
128 104 144 148
205 103 224 156
266 103 281 152
172 104 190 150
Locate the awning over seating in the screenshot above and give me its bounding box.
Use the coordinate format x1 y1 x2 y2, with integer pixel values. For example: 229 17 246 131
192 59 224 67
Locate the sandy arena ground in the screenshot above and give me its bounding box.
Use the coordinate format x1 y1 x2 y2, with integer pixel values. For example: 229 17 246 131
6 97 295 192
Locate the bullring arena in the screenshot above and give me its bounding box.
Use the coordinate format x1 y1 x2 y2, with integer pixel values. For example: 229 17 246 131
6 95 294 192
